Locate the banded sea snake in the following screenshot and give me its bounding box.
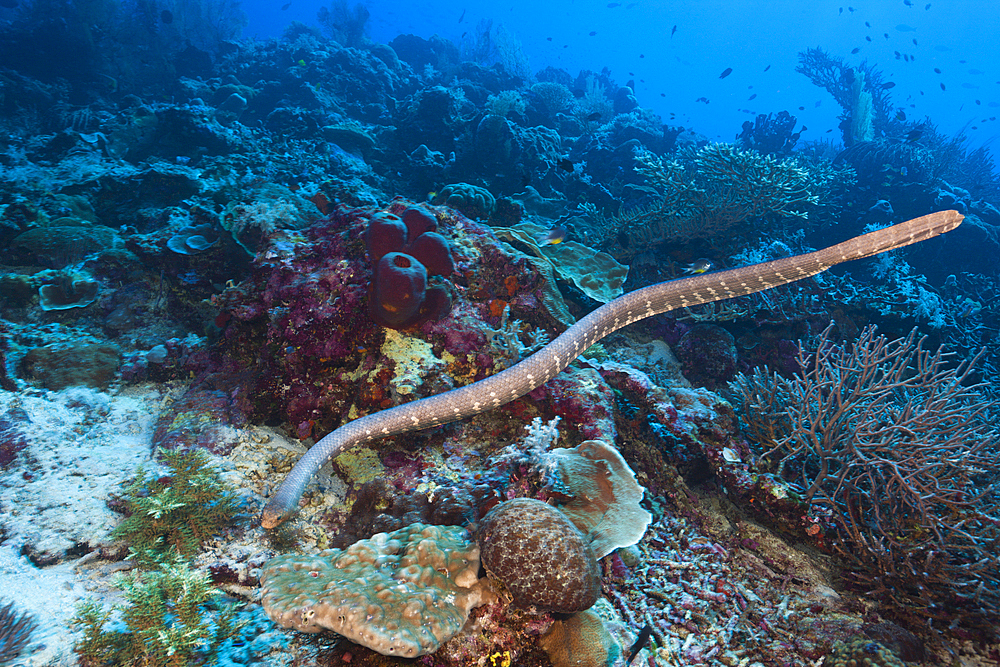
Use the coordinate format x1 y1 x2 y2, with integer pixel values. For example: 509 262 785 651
261 210 963 528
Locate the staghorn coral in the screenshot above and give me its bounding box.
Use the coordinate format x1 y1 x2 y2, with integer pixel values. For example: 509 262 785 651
0 600 37 664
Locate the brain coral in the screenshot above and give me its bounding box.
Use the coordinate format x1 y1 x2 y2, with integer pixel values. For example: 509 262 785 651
477 498 600 613
260 523 486 657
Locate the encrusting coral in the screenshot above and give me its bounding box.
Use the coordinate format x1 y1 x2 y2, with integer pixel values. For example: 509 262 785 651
259 523 487 657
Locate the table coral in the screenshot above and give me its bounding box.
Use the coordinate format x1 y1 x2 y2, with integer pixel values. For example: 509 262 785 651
260 523 486 657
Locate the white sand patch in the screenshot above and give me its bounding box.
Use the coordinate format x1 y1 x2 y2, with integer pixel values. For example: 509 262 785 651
0 385 168 559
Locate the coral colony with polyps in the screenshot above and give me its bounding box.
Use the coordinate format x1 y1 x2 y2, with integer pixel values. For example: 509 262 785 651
0 1 998 666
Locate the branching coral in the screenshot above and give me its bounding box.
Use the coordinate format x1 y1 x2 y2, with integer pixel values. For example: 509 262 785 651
730 323 1000 632
73 559 240 667
607 143 841 259
111 448 241 566
796 47 893 145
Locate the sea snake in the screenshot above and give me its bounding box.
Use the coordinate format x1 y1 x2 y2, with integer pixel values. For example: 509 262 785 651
261 210 963 528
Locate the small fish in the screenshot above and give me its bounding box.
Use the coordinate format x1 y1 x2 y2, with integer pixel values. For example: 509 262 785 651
764 64 771 72
748 93 757 100
536 225 568 245
161 8 173 22
905 129 923 141
719 67 733 79
865 21 871 27
798 106 805 110
280 2 290 9
546 36 552 41
458 8 465 22
557 158 575 172
934 67 942 74
913 38 918 45
903 0 912 5
896 110 907 120
866 36 872 42
626 624 654 665
882 82 896 89
940 82 946 90
695 97 710 104
884 32 890 39
801 125 808 131
925 2 931 7
589 30 597 36
671 25 677 37
607 1 621 6
815 100 822 107
586 111 602 121
683 259 715 275
851 47 860 54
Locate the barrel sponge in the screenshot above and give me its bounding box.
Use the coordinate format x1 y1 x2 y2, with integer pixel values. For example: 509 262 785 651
370 251 427 327
364 206 454 329
407 230 454 277
362 211 408 263
477 498 600 613
259 524 486 657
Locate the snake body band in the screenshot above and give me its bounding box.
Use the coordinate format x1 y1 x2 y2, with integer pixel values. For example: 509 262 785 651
260 210 963 528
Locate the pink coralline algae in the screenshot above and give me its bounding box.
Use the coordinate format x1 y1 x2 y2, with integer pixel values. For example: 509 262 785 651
211 199 564 438
527 362 617 443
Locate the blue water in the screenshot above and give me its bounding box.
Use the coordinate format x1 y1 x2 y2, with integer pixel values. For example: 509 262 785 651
243 0 1000 153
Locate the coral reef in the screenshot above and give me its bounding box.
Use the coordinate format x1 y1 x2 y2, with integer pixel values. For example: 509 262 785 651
730 324 1000 630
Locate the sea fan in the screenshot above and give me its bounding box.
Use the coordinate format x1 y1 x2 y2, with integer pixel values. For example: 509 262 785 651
0 600 37 663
